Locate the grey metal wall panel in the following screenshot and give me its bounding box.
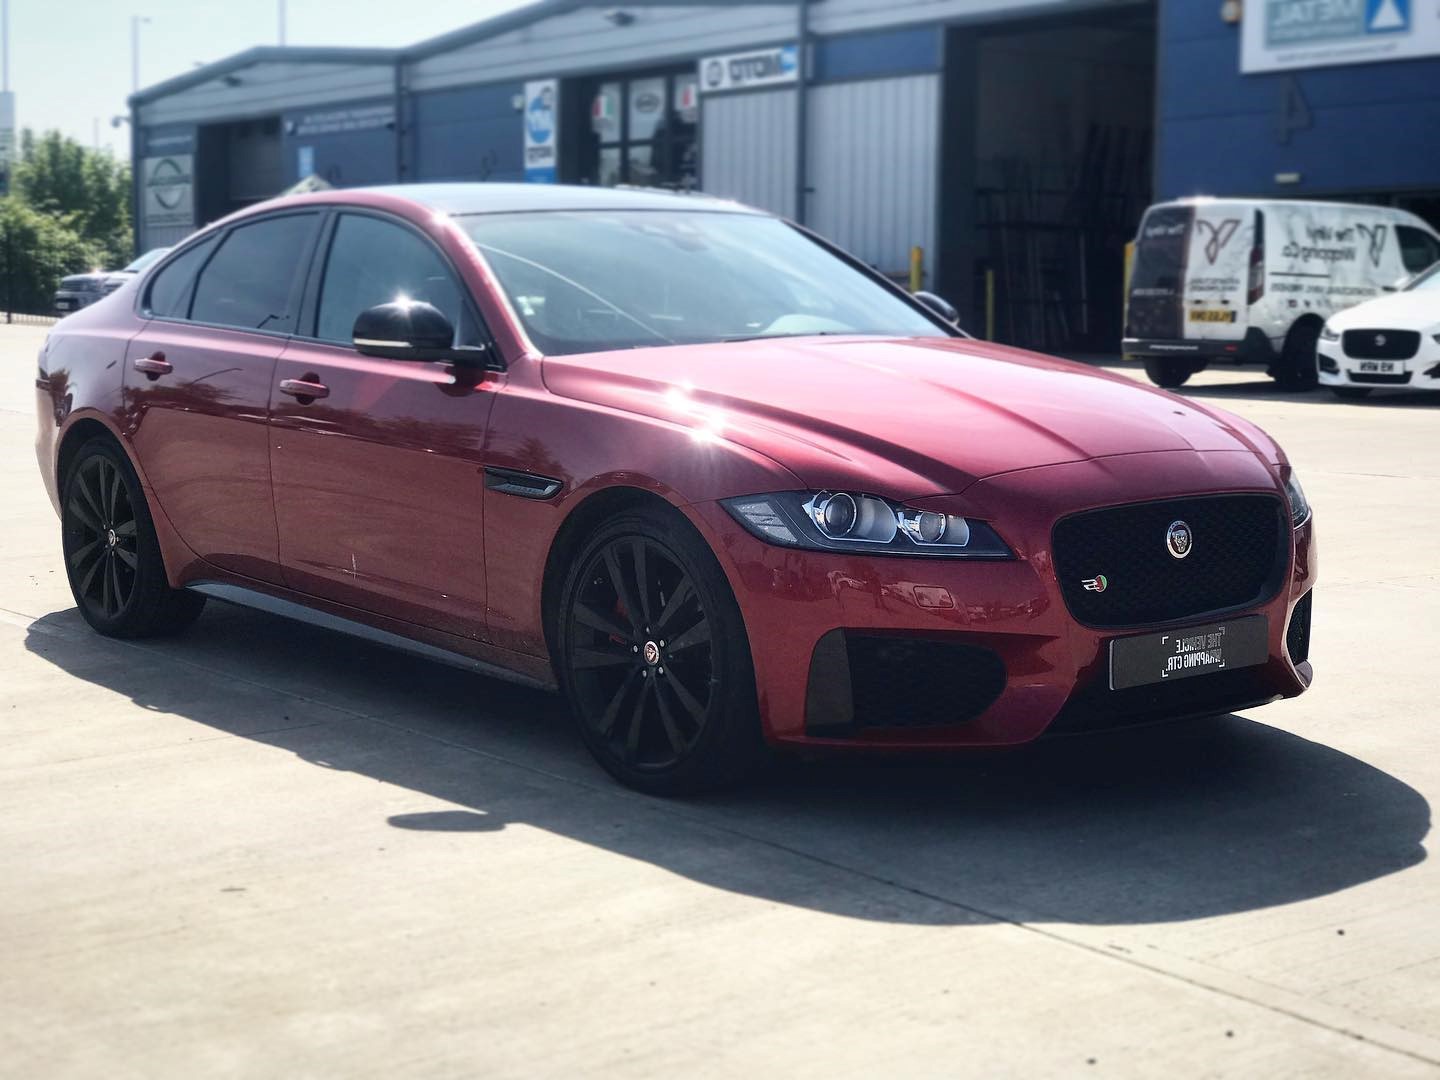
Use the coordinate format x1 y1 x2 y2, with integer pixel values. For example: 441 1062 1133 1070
141 223 195 251
805 75 939 278
137 61 395 127
700 89 797 220
810 0 1144 35
407 5 798 92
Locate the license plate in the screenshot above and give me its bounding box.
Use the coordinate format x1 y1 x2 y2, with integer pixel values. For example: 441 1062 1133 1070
1356 360 1401 374
1109 615 1269 691
1188 309 1236 323
54 299 75 311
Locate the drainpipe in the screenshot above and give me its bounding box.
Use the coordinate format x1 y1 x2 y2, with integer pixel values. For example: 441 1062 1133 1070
393 57 406 184
794 0 810 225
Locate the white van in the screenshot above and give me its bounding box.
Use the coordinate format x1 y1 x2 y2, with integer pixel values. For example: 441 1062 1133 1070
1123 198 1440 389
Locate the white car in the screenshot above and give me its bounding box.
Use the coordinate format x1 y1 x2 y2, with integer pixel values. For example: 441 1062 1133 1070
1318 263 1440 399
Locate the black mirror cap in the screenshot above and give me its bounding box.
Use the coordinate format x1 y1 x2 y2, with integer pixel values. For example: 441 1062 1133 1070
914 291 961 326
353 300 457 361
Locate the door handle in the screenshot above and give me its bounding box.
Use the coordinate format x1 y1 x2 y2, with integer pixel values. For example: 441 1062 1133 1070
132 353 171 378
278 377 329 401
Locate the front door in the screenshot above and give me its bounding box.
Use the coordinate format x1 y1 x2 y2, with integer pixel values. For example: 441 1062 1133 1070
125 211 321 584
270 211 498 641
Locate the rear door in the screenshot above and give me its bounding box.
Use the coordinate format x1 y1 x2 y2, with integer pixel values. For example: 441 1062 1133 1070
269 210 499 640
1127 204 1193 342
125 212 321 584
1181 203 1252 341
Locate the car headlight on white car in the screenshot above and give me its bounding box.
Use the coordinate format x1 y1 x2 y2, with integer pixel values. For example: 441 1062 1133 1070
1320 324 1340 343
722 491 1012 558
1283 470 1311 529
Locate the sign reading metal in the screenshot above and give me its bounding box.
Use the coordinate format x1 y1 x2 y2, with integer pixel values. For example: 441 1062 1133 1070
141 154 194 232
1243 0 1440 72
523 79 559 184
699 45 799 94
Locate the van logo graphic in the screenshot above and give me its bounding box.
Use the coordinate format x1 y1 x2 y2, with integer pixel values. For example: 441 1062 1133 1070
1081 575 1108 593
1195 219 1241 265
1357 224 1388 268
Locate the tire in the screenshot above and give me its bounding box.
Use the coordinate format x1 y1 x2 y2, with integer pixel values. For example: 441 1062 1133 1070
1331 386 1373 400
555 505 764 795
1275 322 1321 390
61 438 206 638
1143 357 1198 389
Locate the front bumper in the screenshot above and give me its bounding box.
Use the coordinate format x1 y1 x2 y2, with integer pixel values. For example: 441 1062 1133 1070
1122 331 1275 365
693 451 1315 750
52 290 97 312
1318 334 1440 392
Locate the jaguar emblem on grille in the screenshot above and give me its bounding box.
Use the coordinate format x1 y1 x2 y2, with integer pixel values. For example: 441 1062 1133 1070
1081 575 1108 593
1166 520 1193 560
1376 334 1387 347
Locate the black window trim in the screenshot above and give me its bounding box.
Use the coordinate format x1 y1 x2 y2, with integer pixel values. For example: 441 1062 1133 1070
137 209 325 341
295 206 503 371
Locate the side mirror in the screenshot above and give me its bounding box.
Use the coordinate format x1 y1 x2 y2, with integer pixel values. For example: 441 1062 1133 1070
353 301 468 362
914 290 961 326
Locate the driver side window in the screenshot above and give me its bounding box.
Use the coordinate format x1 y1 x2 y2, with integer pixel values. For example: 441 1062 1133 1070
314 214 480 346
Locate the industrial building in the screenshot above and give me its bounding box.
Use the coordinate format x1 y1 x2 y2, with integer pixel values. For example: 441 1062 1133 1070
129 0 1440 352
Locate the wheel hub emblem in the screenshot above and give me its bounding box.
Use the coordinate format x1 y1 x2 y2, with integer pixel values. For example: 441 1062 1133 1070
642 641 661 666
1166 520 1193 560
106 528 118 548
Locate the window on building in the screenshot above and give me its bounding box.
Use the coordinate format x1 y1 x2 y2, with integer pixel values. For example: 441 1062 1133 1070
314 213 478 346
1396 225 1440 276
586 69 698 190
189 214 318 331
145 236 218 319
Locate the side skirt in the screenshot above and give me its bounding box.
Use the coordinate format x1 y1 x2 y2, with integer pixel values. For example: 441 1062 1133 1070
187 582 558 693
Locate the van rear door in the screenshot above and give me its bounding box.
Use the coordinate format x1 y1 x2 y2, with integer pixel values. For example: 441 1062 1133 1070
1127 204 1192 342
1181 204 1252 342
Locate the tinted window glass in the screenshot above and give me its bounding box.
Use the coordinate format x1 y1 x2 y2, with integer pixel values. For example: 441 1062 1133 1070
190 214 317 331
315 214 470 345
146 237 217 318
1397 225 1440 275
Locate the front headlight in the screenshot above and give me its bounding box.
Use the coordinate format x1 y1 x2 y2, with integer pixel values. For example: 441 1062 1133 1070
1283 470 1311 529
721 491 1012 558
1320 324 1340 342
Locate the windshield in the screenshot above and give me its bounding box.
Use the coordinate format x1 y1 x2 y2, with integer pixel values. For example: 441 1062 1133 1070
1405 262 1440 292
460 210 948 356
124 247 171 273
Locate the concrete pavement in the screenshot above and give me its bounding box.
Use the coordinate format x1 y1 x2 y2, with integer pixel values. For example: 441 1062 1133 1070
2 324 1437 1077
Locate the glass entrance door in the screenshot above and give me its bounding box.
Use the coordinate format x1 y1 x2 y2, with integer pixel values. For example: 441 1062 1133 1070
587 69 699 190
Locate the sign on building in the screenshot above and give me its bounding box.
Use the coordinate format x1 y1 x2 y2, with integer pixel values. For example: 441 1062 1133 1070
141 155 194 232
523 79 559 183
698 45 799 94
1242 0 1440 72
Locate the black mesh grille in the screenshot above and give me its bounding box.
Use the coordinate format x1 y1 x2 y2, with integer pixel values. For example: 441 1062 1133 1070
1053 495 1286 629
1349 371 1412 385
1343 329 1420 359
845 636 1006 729
1287 591 1313 666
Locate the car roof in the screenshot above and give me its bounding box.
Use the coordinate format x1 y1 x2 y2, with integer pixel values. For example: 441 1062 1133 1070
342 183 764 217
1152 196 1422 218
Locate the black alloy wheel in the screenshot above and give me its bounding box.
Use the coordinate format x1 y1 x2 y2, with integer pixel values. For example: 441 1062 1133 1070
557 507 762 794
61 439 206 637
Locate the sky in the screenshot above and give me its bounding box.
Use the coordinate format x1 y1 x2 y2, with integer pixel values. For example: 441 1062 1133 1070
7 0 529 158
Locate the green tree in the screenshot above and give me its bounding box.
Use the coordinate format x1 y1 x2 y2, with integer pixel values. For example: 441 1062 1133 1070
0 197 105 313
13 130 132 266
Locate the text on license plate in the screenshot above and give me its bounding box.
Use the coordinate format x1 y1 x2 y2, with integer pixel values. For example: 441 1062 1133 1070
1109 615 1269 691
1188 309 1236 323
1356 360 1401 373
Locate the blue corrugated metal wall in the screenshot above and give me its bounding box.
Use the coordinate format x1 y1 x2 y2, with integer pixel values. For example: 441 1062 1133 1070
410 84 525 183
1158 1 1440 199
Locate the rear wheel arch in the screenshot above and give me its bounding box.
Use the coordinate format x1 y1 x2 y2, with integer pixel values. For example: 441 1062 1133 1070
56 417 126 495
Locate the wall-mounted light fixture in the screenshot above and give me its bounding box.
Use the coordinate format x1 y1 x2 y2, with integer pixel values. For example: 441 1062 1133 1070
222 74 243 87
511 92 525 112
603 9 635 26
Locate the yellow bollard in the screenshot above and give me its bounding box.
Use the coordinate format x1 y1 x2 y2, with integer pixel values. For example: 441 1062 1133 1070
1123 241 1135 337
909 246 923 293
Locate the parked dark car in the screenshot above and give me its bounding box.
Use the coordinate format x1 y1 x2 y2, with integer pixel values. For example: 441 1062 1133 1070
34 185 1316 794
53 248 170 313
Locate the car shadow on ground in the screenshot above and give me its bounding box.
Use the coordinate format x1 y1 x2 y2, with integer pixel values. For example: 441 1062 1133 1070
24 602 1430 928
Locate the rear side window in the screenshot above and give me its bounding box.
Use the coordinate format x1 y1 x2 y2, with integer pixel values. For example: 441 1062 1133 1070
190 213 319 332
1397 225 1440 275
314 213 475 345
146 237 217 318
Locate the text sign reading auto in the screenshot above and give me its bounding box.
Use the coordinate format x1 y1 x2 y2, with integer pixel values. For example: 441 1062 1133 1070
1109 615 1269 691
699 45 799 93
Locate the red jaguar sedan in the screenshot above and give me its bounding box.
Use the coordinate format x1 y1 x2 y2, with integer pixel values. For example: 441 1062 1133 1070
34 184 1316 793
